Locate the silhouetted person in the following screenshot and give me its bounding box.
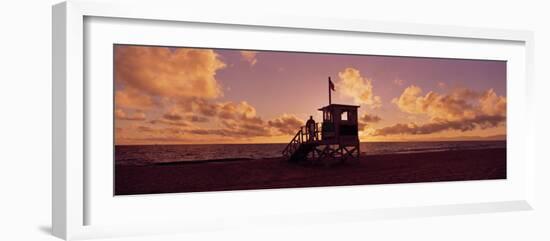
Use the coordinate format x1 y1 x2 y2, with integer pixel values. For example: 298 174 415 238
306 116 316 142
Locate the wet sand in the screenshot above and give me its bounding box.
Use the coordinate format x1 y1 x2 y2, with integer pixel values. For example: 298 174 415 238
115 148 506 195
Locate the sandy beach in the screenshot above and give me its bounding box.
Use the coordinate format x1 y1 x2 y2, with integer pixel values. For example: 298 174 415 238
115 148 506 195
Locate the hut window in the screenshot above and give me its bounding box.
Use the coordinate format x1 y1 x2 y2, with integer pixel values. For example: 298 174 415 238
341 111 348 121
324 111 333 122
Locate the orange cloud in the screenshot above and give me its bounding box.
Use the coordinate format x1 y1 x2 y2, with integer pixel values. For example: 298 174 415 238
360 113 381 123
148 107 210 128
184 100 258 120
115 88 154 110
113 46 314 144
114 45 226 107
392 86 505 121
162 110 183 121
187 113 305 139
174 100 272 139
358 113 381 131
217 101 257 120
479 89 506 116
120 103 308 143
373 115 505 136
267 114 304 135
393 86 472 121
115 109 147 121
184 106 271 139
160 109 209 123
240 51 258 66
337 67 381 108
114 45 232 144
376 86 506 136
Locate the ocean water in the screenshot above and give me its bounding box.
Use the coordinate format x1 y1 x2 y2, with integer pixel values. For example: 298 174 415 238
115 140 506 166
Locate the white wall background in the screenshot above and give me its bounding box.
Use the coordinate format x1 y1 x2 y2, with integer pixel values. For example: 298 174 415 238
0 0 548 240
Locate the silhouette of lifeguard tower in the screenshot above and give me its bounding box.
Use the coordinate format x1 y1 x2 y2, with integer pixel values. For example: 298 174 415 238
282 77 360 165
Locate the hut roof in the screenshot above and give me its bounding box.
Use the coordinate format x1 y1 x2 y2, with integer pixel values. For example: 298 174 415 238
318 104 360 111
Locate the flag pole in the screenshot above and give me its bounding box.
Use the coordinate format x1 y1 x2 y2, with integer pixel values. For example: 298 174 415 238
328 77 332 105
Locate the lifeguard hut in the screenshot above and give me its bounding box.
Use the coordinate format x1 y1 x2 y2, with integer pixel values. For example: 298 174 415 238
282 77 360 165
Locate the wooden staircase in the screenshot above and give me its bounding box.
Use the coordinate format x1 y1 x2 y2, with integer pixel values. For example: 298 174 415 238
282 124 320 162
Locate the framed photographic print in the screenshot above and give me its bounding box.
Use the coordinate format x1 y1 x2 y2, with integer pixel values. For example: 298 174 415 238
52 0 535 240
113 44 508 195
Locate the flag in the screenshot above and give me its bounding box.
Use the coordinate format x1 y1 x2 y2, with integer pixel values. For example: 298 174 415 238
329 77 335 91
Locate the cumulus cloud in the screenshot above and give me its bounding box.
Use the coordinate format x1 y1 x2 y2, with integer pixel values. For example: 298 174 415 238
160 109 210 124
360 113 381 123
358 113 381 131
162 111 183 121
180 100 272 138
190 99 219 117
186 100 260 122
189 113 305 138
217 101 257 120
115 109 147 121
337 68 382 108
149 107 305 140
375 86 507 136
148 107 212 129
240 51 258 66
144 108 189 127
186 100 258 120
392 85 505 122
479 89 507 116
187 112 271 138
394 86 467 121
121 108 309 143
115 88 154 110
267 114 304 135
215 104 270 138
114 45 227 109
113 45 325 143
374 115 506 136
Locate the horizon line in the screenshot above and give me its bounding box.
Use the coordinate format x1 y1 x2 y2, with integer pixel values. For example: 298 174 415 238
115 138 507 146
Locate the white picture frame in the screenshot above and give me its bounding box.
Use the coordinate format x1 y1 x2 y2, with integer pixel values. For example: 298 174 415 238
52 0 535 240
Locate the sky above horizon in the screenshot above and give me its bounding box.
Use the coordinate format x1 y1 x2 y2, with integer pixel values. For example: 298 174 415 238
114 45 507 145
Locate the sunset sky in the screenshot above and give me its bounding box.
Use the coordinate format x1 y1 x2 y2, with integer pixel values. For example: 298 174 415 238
114 45 506 145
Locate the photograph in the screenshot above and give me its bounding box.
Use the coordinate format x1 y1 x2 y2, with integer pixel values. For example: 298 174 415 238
114 44 507 195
